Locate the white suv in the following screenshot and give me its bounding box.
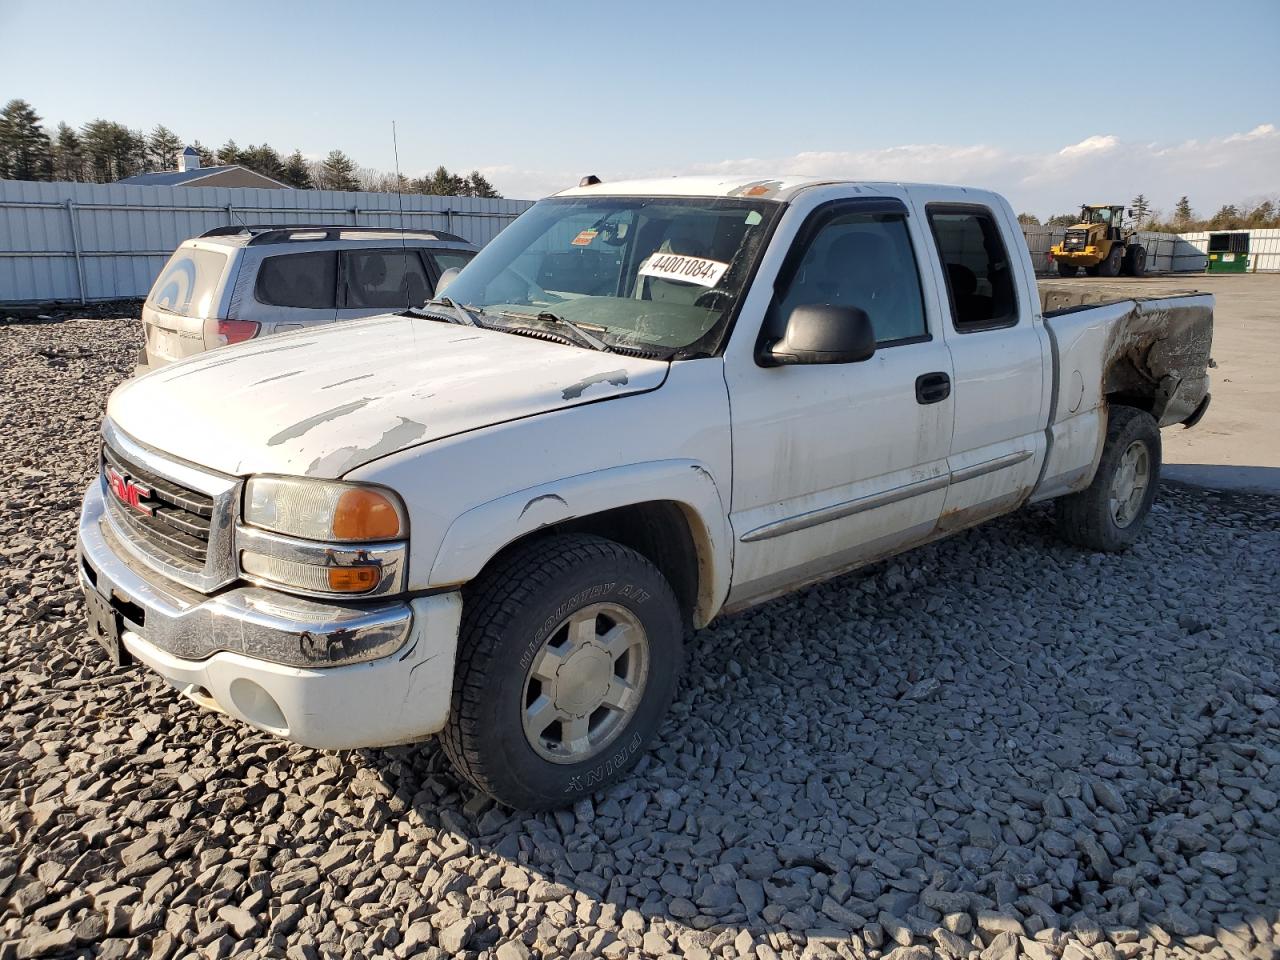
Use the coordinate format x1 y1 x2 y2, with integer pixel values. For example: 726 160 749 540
139 225 477 370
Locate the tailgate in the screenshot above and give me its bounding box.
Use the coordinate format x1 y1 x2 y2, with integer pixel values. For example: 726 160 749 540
142 302 207 367
142 243 234 368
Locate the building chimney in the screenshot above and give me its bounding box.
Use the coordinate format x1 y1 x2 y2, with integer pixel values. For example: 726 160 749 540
178 146 200 173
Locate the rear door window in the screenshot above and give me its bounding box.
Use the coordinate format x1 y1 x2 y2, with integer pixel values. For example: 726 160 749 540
927 208 1019 330
147 247 228 318
344 249 431 309
429 250 475 275
255 252 339 309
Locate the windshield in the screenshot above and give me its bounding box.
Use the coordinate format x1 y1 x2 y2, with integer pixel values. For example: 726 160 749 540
438 196 782 356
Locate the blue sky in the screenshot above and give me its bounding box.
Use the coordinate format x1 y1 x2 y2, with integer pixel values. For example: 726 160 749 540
4 0 1277 216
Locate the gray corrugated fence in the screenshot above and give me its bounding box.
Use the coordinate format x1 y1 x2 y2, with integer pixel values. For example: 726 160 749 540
0 178 534 304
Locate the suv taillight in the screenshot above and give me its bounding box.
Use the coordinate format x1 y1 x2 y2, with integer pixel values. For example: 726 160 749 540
206 319 260 346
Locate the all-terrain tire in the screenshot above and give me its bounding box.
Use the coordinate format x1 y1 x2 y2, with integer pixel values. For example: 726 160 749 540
440 533 684 809
1123 245 1148 277
1055 405 1161 552
1056 262 1079 278
1097 244 1123 277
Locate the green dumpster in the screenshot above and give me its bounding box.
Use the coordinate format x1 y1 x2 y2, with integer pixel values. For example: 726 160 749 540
1206 231 1250 273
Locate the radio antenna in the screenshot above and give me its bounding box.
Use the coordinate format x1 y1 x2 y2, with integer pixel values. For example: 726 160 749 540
392 120 412 308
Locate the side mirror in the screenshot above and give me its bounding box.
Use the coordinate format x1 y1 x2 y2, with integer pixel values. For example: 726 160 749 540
435 266 461 298
761 304 876 366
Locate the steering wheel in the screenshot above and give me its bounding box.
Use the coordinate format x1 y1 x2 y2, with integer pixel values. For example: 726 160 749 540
694 288 733 309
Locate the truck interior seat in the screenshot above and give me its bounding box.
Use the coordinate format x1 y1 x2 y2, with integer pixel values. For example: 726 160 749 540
946 262 993 324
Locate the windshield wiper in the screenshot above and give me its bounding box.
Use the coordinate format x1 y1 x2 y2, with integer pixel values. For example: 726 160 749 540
530 311 614 353
411 297 483 327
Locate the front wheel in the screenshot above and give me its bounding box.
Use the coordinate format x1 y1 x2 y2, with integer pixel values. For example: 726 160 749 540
440 534 684 809
1055 406 1161 552
1098 244 1123 277
1056 262 1079 278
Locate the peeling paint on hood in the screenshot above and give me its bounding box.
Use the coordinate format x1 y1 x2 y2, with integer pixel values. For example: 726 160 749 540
107 314 669 478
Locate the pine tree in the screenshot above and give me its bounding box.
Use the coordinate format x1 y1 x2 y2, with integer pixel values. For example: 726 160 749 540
147 125 182 171
281 150 312 189
216 139 242 166
417 165 465 197
465 170 501 198
1128 194 1151 227
0 99 54 180
240 143 284 181
80 119 144 182
52 122 84 181
319 149 358 191
1173 196 1193 227
126 128 149 174
1208 204 1241 229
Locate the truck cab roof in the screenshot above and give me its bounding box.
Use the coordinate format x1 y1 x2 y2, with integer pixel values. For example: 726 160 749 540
552 175 1004 205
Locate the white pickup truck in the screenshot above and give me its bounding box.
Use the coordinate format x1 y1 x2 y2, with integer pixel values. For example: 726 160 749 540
78 176 1213 809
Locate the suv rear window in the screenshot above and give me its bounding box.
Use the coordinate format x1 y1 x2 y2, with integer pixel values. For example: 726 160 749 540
255 252 338 309
147 247 228 318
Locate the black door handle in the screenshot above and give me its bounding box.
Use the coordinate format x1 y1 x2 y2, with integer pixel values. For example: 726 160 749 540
916 372 951 404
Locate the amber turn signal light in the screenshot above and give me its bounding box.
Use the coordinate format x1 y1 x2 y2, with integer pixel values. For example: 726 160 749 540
327 566 380 592
332 489 402 540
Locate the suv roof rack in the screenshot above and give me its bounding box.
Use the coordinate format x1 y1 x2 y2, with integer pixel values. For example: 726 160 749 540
198 224 468 245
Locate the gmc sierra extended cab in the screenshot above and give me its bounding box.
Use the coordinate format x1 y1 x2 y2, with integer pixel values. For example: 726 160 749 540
78 177 1213 809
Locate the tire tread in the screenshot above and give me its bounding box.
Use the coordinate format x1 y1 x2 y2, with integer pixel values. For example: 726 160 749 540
1055 405 1160 551
440 533 679 806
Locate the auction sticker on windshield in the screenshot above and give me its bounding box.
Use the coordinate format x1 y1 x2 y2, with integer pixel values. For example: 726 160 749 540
638 253 729 288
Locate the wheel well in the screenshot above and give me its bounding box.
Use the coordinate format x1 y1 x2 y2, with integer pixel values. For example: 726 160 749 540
480 501 704 627
1106 392 1155 416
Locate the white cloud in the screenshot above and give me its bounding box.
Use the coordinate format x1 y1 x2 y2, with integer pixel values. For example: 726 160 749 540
486 124 1279 219
1056 135 1119 158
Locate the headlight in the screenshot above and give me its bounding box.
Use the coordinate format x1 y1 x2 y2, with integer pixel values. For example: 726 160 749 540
239 477 409 599
245 476 406 542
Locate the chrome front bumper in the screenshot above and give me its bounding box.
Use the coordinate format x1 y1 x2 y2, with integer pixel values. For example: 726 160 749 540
77 481 463 749
79 480 411 667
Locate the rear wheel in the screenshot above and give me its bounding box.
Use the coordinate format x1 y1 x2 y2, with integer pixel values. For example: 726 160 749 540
1123 245 1148 277
1097 244 1123 277
1055 406 1161 552
1056 262 1079 278
441 533 684 809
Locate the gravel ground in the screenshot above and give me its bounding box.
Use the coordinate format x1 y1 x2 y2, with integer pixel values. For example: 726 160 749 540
2 317 1278 960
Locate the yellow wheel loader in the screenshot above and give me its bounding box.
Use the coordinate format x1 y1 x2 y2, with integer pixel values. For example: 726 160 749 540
1049 204 1148 278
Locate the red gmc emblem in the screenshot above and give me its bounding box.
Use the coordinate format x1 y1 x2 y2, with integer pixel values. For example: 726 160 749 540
106 465 154 516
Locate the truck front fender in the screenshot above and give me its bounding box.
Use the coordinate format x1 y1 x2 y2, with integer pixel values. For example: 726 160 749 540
427 459 732 626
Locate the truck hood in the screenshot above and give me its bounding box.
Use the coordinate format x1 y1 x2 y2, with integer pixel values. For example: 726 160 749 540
108 314 669 478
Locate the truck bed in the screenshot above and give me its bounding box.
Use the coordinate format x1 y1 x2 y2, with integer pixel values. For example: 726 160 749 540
1038 281 1213 429
1037 279 1203 315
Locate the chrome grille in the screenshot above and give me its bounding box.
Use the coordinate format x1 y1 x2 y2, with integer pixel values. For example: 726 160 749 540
103 443 212 564
99 421 239 593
